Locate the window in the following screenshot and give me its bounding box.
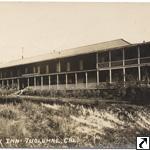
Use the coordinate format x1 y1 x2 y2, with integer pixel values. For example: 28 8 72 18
0 72 2 78
67 62 70 72
98 52 109 62
37 66 40 74
33 66 36 73
46 65 49 73
111 49 123 61
99 70 109 82
126 67 138 81
79 60 83 70
17 70 20 76
10 71 13 77
25 67 28 74
125 46 138 59
140 44 150 58
56 62 60 73
112 69 123 82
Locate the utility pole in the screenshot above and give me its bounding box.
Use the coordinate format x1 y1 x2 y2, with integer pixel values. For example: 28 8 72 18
22 47 24 59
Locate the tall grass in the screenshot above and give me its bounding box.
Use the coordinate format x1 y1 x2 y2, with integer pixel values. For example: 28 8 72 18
0 101 149 148
0 88 17 96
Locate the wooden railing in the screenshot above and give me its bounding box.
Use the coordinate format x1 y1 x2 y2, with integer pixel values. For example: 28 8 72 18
111 60 123 67
98 57 144 68
125 58 138 65
22 73 40 77
98 62 109 68
140 56 150 64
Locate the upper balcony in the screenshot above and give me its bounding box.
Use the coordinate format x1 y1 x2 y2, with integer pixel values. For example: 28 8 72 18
98 45 150 69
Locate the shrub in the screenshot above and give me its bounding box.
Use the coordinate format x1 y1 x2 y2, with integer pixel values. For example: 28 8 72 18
20 86 150 104
95 90 101 98
0 109 18 120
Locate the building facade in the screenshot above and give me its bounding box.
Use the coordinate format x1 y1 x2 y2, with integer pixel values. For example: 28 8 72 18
0 39 150 90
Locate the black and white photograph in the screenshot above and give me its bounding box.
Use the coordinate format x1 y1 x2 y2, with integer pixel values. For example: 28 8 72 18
0 2 149 149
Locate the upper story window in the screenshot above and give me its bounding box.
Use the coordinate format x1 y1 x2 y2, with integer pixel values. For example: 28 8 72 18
33 66 36 73
140 44 150 58
25 67 28 74
111 49 123 61
125 46 138 59
17 70 20 76
4 71 6 78
10 71 13 77
0 72 2 78
98 52 109 63
33 66 40 74
46 65 49 74
79 60 83 70
56 61 60 73
37 66 40 74
67 62 70 72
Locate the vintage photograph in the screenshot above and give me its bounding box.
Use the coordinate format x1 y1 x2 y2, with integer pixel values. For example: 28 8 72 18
0 2 149 149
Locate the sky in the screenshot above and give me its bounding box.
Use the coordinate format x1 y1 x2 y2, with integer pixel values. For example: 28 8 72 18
0 2 150 63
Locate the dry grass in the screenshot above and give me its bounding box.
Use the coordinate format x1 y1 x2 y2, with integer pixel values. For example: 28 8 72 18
0 101 149 148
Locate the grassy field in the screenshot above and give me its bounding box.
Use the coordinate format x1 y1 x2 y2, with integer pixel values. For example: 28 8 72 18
0 101 149 148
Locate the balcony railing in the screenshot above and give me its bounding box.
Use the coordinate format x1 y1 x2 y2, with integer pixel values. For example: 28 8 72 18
98 58 139 68
98 62 109 68
125 58 138 65
140 56 150 64
22 73 40 77
111 60 123 67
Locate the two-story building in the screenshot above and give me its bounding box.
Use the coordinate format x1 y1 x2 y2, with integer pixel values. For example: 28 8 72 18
0 38 149 90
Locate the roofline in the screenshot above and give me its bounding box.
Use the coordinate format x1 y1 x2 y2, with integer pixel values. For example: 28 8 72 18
0 40 149 70
2 39 133 63
63 38 129 51
119 38 131 45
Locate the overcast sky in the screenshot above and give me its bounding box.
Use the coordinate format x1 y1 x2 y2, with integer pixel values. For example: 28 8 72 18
0 2 150 63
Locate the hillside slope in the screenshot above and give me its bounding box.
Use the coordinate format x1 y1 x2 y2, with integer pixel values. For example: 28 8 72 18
0 101 149 148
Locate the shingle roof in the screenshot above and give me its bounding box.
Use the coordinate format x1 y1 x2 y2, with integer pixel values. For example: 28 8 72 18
0 38 130 69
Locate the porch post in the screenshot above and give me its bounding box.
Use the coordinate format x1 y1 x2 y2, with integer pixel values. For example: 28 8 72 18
34 77 36 89
75 73 77 88
123 48 126 86
109 70 112 84
41 76 43 89
85 72 88 88
7 80 9 87
96 52 99 86
65 74 68 89
57 74 59 89
138 46 141 81
58 60 61 73
109 51 112 83
27 78 29 87
12 79 14 88
2 80 4 87
17 79 20 90
48 75 51 89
